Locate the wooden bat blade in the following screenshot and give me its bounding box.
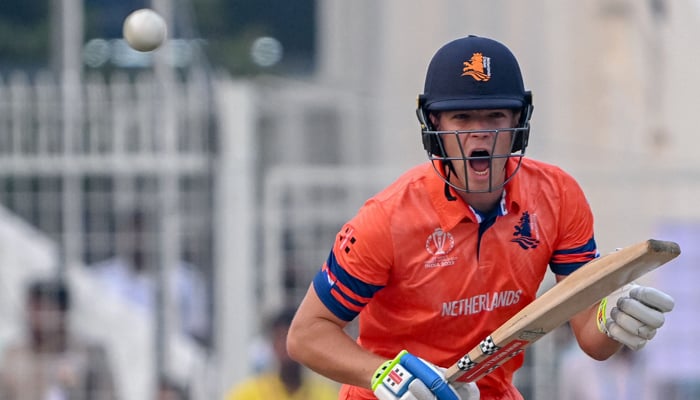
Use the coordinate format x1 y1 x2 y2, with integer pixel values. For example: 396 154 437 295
445 239 681 383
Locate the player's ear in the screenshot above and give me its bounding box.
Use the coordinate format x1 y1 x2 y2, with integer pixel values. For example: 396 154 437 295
429 112 440 130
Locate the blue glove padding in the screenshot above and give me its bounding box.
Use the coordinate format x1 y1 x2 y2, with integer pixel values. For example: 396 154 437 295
372 350 479 400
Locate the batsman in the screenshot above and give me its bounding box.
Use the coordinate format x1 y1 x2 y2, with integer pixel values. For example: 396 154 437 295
287 35 675 400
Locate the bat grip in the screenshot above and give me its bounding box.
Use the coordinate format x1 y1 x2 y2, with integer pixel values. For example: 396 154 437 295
400 353 457 399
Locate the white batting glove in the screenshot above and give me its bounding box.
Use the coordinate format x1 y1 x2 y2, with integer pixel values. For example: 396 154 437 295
371 350 479 400
597 283 675 350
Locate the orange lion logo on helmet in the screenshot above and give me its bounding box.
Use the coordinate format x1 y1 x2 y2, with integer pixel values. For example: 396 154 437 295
462 52 491 82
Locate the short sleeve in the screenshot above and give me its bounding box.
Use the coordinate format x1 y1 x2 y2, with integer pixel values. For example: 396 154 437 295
549 173 598 275
312 200 392 321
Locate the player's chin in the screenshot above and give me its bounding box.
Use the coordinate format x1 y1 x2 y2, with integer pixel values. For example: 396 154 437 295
466 169 491 186
465 169 508 192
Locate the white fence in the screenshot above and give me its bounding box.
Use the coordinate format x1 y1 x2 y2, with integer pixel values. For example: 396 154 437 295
0 68 218 399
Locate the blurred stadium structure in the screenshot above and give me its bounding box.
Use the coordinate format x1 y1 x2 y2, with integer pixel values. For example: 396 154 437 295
1 1 700 399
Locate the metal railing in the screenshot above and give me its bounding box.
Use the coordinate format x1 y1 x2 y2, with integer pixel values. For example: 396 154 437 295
0 68 217 400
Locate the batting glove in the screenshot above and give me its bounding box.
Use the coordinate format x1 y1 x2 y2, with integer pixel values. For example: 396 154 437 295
597 283 675 350
371 350 479 400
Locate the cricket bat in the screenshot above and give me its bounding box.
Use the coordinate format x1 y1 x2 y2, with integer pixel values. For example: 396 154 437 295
445 238 681 383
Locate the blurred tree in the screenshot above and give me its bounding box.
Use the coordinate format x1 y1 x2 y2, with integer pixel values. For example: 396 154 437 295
0 0 315 76
190 0 316 75
0 1 50 71
85 0 147 39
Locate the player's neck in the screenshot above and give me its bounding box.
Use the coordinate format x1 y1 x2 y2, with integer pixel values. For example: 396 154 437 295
460 189 503 215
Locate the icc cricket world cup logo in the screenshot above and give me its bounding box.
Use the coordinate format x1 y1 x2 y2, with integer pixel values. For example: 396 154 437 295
426 228 455 256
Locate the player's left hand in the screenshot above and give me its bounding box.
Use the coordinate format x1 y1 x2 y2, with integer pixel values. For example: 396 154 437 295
597 283 675 350
372 350 479 400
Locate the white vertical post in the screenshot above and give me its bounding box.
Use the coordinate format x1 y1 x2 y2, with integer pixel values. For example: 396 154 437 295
213 78 257 397
55 0 84 275
151 0 178 392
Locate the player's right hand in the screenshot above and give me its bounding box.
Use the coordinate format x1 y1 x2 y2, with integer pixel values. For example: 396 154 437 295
371 350 480 400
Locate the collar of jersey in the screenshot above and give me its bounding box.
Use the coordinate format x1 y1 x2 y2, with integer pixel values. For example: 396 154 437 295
426 159 523 231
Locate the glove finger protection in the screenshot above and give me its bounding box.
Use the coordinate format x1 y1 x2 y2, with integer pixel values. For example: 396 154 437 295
597 283 675 350
451 382 480 400
406 379 434 400
610 307 656 339
629 285 675 313
372 350 480 400
604 321 648 350
406 379 480 400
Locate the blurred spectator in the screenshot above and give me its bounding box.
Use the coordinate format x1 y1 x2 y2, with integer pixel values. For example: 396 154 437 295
557 324 656 400
0 277 118 400
88 209 211 346
224 307 338 400
157 375 189 400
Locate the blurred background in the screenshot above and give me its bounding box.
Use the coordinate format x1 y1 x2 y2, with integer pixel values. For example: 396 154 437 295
0 0 698 399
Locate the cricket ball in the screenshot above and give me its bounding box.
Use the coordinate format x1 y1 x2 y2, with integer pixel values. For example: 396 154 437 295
123 8 167 52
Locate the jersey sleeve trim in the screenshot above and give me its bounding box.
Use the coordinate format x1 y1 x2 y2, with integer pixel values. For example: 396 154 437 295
550 237 598 275
313 250 384 321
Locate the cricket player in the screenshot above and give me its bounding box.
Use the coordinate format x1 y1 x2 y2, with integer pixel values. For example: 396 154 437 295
286 35 675 400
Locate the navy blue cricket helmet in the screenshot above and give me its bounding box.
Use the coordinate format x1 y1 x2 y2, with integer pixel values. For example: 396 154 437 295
416 35 534 193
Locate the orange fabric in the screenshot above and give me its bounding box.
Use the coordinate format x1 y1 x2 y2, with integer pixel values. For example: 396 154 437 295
319 159 596 399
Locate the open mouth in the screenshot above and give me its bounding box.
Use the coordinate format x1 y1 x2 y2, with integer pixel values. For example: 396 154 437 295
469 150 490 176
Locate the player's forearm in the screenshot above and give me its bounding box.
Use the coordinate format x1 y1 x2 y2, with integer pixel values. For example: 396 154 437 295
569 303 622 360
287 286 385 389
288 319 383 388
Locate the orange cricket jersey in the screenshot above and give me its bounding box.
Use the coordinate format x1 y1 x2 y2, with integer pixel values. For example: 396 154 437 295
312 158 597 400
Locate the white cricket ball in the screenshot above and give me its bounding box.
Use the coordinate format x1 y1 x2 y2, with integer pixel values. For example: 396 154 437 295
123 8 167 52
